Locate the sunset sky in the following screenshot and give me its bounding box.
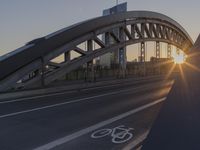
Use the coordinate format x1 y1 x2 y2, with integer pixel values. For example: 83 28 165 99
0 0 199 61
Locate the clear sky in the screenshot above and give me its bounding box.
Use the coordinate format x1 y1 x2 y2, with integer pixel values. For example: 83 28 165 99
0 0 199 58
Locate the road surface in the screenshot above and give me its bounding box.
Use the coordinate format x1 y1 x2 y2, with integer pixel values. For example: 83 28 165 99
0 78 173 150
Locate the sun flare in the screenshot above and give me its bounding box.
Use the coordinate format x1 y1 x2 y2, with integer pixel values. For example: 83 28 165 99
173 54 185 64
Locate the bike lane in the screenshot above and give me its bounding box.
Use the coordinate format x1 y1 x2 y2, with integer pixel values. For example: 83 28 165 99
49 102 163 150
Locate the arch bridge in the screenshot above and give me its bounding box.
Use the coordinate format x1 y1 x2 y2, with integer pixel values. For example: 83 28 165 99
0 11 193 91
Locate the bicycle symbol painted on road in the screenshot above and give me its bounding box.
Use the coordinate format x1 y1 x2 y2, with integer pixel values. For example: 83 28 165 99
91 125 134 144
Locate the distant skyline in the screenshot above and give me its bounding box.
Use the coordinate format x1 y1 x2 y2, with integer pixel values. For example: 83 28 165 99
0 0 199 58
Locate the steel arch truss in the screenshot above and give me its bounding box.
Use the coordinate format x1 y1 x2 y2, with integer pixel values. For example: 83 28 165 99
0 11 193 91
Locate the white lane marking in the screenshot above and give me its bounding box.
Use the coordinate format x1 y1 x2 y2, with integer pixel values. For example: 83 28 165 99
0 90 76 104
0 78 165 104
34 97 166 150
1 81 142 104
0 85 158 119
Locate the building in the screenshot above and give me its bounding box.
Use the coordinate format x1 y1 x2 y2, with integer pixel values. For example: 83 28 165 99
99 2 127 68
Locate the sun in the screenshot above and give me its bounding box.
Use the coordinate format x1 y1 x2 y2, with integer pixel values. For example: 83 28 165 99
173 54 186 64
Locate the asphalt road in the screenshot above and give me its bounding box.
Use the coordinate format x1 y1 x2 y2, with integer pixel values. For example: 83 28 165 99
0 78 173 150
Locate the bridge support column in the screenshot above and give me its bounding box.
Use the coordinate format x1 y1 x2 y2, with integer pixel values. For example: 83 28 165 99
64 52 70 80
86 40 95 82
140 42 146 76
155 41 161 75
64 51 70 62
156 41 160 59
118 48 126 78
140 42 146 62
118 27 127 78
167 44 172 58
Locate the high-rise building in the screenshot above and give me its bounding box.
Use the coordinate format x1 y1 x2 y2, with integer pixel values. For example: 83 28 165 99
99 2 127 68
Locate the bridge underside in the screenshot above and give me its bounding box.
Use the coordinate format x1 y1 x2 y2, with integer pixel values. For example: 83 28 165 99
0 11 193 91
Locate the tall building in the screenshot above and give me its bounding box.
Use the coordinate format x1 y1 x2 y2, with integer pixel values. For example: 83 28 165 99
99 2 127 68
